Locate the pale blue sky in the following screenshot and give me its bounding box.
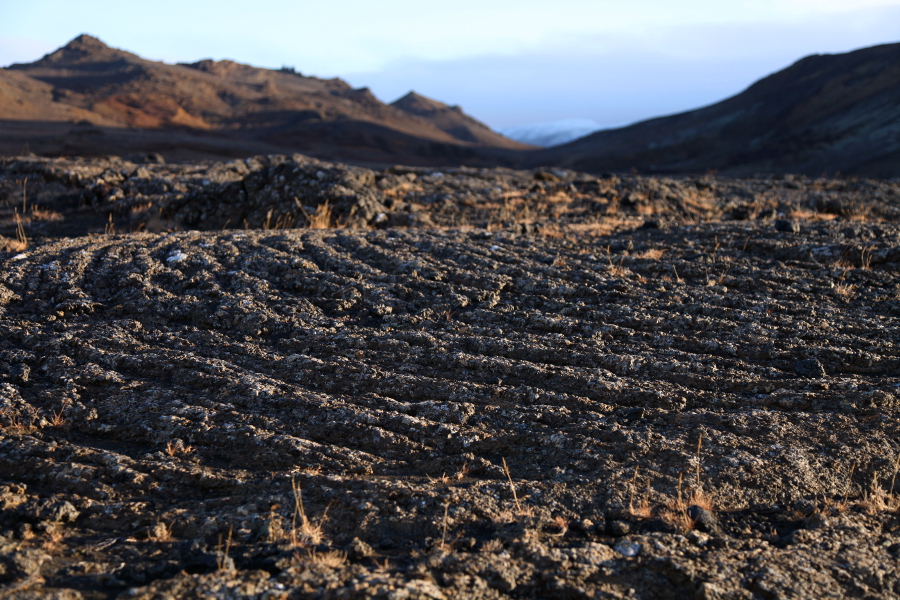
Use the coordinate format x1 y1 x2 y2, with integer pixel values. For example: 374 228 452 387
1 0 899 128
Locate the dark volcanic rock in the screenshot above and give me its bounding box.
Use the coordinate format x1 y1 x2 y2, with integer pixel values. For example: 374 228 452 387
0 215 899 598
4 154 900 246
0 548 49 582
795 358 827 378
775 219 801 233
1 149 900 598
687 505 720 534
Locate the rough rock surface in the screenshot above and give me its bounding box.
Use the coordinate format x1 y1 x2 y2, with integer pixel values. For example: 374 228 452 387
3 154 900 248
1 157 900 598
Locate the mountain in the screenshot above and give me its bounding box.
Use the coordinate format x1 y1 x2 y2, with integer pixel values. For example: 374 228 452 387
499 119 604 147
0 35 529 163
390 91 522 148
538 43 900 177
5 36 899 176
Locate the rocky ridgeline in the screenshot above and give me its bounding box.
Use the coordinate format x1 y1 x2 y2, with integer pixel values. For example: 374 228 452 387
2 154 900 247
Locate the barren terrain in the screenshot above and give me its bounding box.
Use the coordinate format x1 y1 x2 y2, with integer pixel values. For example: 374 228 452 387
0 36 528 166
2 155 900 599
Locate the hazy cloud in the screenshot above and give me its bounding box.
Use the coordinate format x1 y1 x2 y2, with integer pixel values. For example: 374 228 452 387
347 4 900 128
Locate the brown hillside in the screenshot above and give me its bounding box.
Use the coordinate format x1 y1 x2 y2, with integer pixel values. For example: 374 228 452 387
391 91 530 149
0 35 525 164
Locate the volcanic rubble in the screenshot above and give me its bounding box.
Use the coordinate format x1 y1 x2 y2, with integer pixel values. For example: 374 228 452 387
1 155 900 598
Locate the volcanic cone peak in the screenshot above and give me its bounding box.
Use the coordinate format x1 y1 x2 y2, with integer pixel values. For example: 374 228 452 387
391 90 530 148
64 34 110 52
34 34 137 65
0 34 531 161
392 91 463 116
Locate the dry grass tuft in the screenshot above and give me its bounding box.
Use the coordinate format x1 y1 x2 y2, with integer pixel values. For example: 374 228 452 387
292 464 323 476
438 502 453 552
833 268 856 300
820 459 900 516
660 434 717 531
48 406 67 429
42 528 64 553
149 521 173 542
834 282 856 300
688 487 716 513
165 439 195 458
290 477 328 546
628 467 653 519
840 202 873 222
14 208 28 250
635 248 666 261
539 223 565 239
859 245 875 270
428 472 452 486
550 515 571 536
0 236 27 252
501 457 534 518
659 508 695 533
0 408 35 434
607 255 630 278
263 209 297 230
562 218 639 237
834 462 857 513
29 206 63 222
858 472 900 515
216 526 234 571
788 207 836 222
295 549 347 569
296 198 333 229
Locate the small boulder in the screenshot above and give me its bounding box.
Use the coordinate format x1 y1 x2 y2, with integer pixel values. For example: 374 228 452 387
347 537 374 560
607 520 631 536
0 548 50 582
613 539 641 557
794 358 826 378
686 505 719 534
775 219 800 233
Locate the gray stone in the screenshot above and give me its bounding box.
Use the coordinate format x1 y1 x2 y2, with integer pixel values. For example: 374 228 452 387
608 520 631 536
0 548 50 581
775 219 801 233
613 539 641 557
687 505 720 534
10 365 29 384
794 358 826 378
347 537 374 560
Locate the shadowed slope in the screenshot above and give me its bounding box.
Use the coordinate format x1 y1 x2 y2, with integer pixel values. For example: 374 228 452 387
538 43 900 177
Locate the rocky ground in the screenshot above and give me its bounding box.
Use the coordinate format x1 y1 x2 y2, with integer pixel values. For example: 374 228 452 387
2 155 900 599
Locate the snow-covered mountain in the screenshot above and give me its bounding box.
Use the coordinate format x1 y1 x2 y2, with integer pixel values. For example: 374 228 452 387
499 118 604 147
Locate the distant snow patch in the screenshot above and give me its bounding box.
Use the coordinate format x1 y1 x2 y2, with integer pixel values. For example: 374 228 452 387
499 118 605 147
